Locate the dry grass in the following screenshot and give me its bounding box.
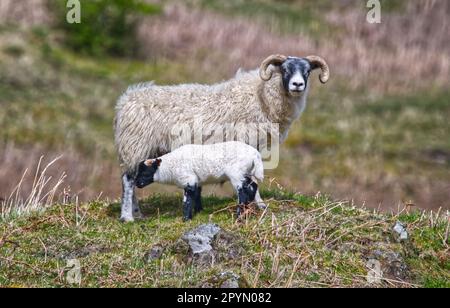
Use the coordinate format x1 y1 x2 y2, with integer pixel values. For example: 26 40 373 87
2 1 448 92
0 0 52 28
137 2 449 93
0 143 121 204
0 154 65 220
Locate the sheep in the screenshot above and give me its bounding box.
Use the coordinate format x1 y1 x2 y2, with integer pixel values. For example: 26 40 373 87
134 141 263 221
114 54 329 222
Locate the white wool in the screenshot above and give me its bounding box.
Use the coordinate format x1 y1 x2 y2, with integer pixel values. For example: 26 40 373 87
153 141 264 188
114 68 310 173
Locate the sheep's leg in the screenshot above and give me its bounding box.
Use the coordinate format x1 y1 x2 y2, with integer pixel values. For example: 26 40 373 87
132 194 143 219
194 186 203 213
120 173 135 222
183 185 196 221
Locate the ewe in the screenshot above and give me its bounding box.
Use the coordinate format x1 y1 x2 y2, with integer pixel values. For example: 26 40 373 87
115 54 329 222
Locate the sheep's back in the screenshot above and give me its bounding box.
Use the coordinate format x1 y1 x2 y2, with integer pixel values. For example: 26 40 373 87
114 73 267 173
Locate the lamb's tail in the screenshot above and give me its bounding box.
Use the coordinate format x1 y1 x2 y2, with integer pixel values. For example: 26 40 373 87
252 154 264 182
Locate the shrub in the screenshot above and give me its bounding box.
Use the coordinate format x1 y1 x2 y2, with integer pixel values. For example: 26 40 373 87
55 0 160 57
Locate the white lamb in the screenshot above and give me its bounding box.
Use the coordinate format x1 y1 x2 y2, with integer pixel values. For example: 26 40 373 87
135 141 264 221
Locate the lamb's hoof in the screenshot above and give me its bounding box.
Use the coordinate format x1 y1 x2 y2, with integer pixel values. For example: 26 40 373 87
120 216 135 223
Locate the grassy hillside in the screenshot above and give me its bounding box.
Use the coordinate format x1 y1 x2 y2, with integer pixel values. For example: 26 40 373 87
0 189 448 288
1 22 449 209
1 0 449 289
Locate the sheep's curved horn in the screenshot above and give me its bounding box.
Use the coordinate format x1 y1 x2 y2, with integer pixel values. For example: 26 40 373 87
305 55 330 84
259 54 288 81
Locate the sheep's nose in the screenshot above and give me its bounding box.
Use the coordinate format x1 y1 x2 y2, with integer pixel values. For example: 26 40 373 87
292 81 304 87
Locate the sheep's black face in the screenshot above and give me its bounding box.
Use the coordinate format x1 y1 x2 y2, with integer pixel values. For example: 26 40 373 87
135 159 161 188
280 57 312 96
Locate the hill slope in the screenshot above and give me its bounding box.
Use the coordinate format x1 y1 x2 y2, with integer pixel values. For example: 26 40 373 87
0 190 448 288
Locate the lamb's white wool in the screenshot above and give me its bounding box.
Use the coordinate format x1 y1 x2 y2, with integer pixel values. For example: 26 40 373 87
150 142 264 188
115 54 329 222
135 142 264 221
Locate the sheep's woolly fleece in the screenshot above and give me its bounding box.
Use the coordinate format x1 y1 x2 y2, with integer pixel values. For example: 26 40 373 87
114 69 310 173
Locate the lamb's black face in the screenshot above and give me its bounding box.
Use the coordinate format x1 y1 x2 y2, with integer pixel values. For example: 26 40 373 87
135 159 161 188
280 57 312 96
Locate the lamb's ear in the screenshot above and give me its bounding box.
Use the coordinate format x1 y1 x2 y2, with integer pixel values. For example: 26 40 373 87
144 159 153 167
155 159 162 166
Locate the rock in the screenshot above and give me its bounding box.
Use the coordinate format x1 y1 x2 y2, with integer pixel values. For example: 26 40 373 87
145 245 164 262
393 221 408 241
175 223 243 266
181 224 221 266
183 224 221 255
366 245 409 281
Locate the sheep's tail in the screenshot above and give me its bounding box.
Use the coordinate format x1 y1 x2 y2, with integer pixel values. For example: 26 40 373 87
252 154 264 182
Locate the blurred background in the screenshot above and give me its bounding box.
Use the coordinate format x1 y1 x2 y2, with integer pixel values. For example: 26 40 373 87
0 0 449 211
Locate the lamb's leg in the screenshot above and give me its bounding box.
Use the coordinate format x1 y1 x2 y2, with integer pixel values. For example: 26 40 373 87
194 186 203 214
120 173 135 222
254 188 267 210
245 178 258 202
234 178 248 217
237 186 247 217
236 177 258 216
183 185 196 221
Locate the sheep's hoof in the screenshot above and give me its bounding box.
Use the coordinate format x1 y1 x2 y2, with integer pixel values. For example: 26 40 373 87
120 216 135 223
133 210 144 219
256 202 267 210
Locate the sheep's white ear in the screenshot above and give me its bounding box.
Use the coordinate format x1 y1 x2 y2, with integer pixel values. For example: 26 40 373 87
144 159 153 166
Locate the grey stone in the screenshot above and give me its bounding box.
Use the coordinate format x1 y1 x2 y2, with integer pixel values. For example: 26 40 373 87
181 223 221 266
393 221 408 241
367 246 409 281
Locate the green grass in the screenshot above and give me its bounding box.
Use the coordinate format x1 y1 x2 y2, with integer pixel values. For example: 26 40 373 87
0 27 204 158
185 0 335 36
274 81 450 208
0 189 448 287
